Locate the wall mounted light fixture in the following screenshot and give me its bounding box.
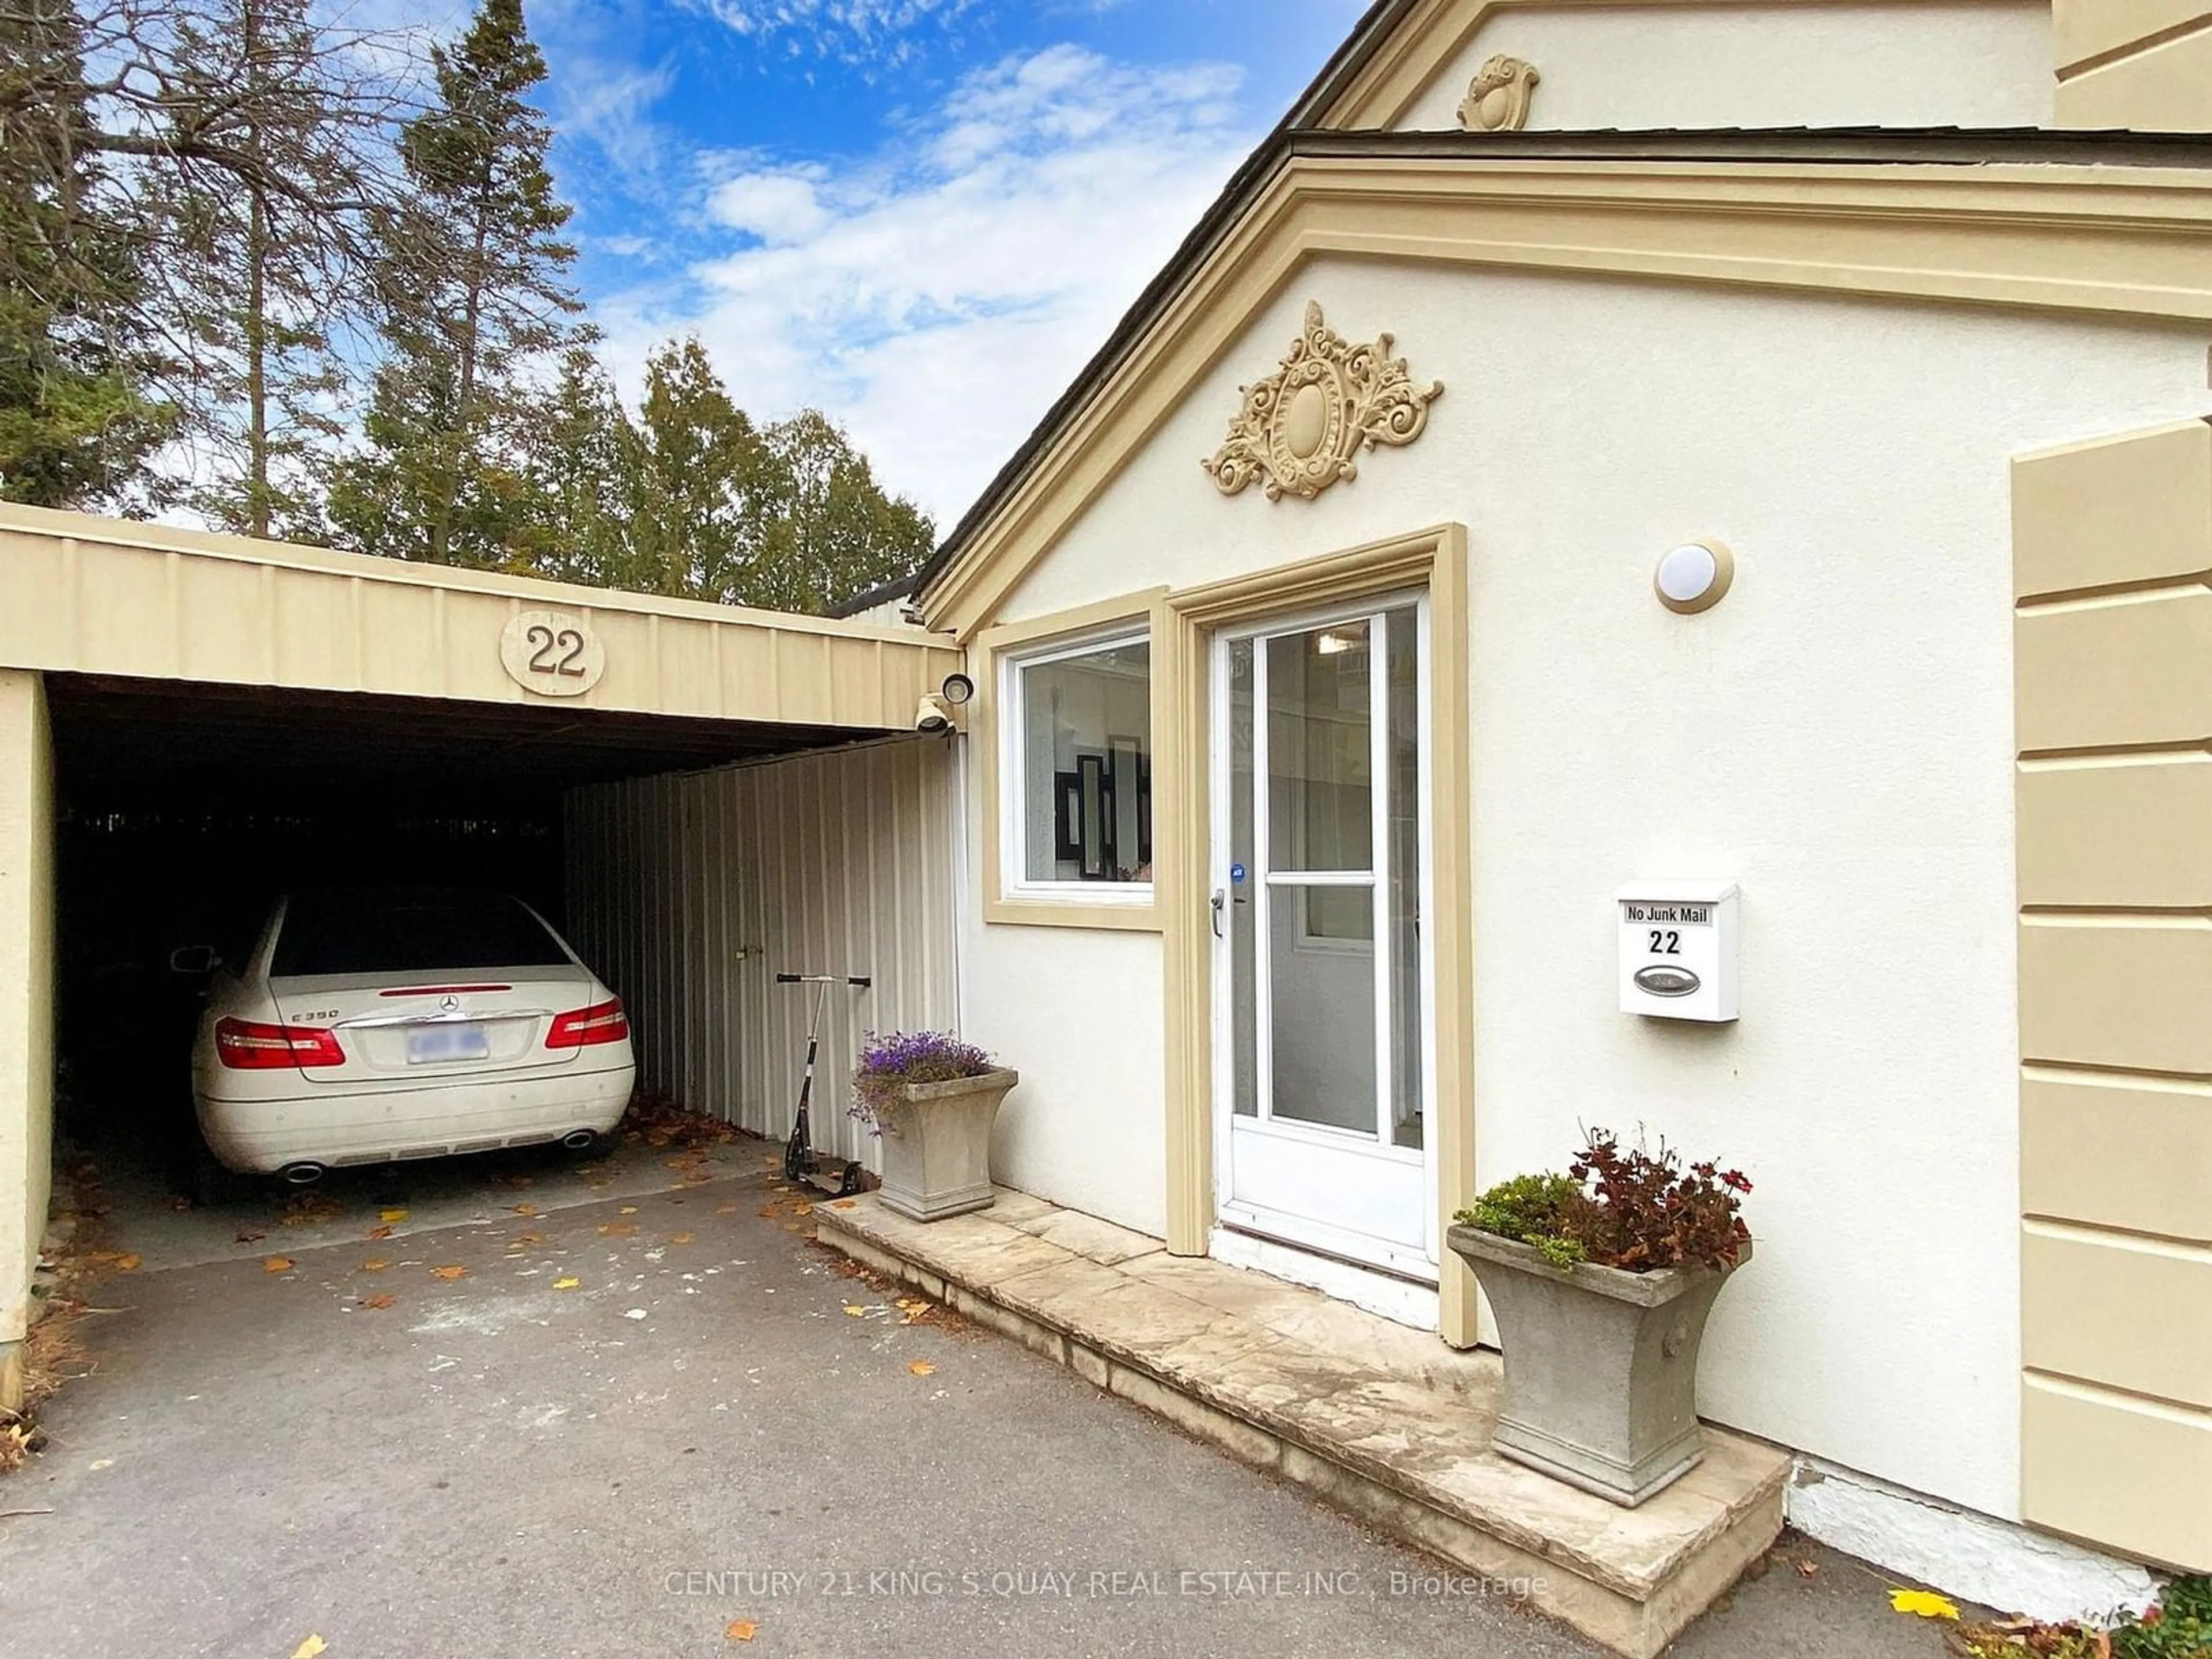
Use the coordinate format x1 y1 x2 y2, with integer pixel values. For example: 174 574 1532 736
1654 539 1734 615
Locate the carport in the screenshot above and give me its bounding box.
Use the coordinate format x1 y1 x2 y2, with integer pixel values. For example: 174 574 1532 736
0 503 964 1407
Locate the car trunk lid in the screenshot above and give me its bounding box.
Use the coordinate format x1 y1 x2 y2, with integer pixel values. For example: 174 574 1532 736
270 969 599 1080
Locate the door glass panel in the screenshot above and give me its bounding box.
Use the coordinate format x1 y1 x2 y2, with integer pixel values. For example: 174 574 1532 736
1266 623 1372 873
1228 638 1257 1119
1267 885 1377 1135
1385 606 1424 1149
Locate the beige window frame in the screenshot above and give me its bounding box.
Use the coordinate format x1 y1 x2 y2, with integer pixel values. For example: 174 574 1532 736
974 589 1169 931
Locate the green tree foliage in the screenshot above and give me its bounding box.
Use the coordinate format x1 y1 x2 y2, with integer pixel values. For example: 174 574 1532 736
0 0 171 505
328 0 590 567
152 0 362 537
525 338 934 612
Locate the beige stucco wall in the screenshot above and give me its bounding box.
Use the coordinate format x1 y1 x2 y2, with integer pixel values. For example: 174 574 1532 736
1389 1 2055 131
965 255 2211 1525
2054 0 2212 130
0 671 55 1382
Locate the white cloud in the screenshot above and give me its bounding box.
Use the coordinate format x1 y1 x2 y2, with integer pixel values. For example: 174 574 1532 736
597 43 1256 525
677 0 981 65
706 166 833 244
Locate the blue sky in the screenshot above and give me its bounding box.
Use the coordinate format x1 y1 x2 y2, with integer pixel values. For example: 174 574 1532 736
507 0 1370 522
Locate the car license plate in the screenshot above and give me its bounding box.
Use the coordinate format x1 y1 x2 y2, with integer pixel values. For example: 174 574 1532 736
407 1023 490 1064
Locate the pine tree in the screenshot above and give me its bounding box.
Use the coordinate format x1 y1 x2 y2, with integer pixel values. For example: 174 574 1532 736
155 0 356 537
0 0 171 506
522 335 934 612
329 0 591 567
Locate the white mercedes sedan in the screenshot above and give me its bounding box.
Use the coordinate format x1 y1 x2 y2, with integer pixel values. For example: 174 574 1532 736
189 888 634 1188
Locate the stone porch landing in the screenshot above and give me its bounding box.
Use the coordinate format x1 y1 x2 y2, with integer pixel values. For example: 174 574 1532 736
816 1190 1791 1659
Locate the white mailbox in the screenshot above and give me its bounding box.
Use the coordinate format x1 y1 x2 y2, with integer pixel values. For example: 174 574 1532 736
1618 882 1738 1022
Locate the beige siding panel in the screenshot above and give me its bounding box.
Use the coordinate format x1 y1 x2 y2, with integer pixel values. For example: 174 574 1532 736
2024 1073 2212 1243
2020 918 2212 1073
84 549 183 680
564 737 959 1167
0 503 956 729
2055 0 2212 69
272 567 369 692
177 555 279 685
654 615 724 721
0 672 54 1359
718 629 781 719
2022 1378 2212 1570
2018 756 2212 907
2015 589 2212 753
773 632 835 728
2058 25 2212 130
2012 419 2212 599
355 578 449 695
2023 1226 2212 1407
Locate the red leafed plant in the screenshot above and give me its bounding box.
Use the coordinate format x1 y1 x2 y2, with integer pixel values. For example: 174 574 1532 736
1457 1127 1752 1272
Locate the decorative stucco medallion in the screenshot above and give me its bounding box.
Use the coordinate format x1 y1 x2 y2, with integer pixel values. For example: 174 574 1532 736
1201 302 1444 502
1457 54 1540 132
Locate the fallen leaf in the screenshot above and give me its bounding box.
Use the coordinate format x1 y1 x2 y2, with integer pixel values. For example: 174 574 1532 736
362 1259 389 1273
553 1278 580 1290
1889 1589 1960 1621
843 1305 868 1317
668 1232 694 1245
430 1264 467 1281
367 1225 393 1241
380 1208 408 1223
291 1637 328 1659
89 1458 115 1471
360 1293 395 1310
598 1223 636 1238
112 1253 141 1271
790 1203 812 1217
263 1256 295 1274
725 1620 757 1642
831 1199 857 1210
515 1232 547 1245
715 1203 739 1215
1794 1560 1820 1579
756 1206 782 1219
619 1205 639 1215
907 1360 935 1377
234 1229 266 1243
512 1203 536 1217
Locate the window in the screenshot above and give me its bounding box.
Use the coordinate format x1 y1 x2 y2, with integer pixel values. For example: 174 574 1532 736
271 888 571 977
1003 632 1153 896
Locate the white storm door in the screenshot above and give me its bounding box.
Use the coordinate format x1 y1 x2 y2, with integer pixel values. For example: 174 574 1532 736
1210 597 1436 1281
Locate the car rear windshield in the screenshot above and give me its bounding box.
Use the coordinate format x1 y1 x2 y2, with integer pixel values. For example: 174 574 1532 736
270 889 572 978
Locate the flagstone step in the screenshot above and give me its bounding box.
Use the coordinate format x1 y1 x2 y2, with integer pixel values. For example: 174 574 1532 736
816 1189 1790 1659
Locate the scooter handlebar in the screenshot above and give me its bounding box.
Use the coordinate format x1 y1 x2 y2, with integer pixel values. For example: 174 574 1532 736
775 972 872 987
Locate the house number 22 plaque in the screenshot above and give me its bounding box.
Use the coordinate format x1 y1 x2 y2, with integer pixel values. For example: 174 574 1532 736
499 608 607 697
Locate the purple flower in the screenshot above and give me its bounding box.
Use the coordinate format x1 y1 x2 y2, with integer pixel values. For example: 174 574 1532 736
850 1030 998 1130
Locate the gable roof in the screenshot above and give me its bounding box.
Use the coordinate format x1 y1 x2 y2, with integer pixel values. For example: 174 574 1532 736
906 117 2210 619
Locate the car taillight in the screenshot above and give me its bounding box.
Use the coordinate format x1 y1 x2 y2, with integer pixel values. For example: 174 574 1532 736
546 998 628 1050
215 1017 346 1070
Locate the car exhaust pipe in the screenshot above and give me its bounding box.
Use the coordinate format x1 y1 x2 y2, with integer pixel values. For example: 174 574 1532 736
278 1161 325 1187
560 1130 600 1152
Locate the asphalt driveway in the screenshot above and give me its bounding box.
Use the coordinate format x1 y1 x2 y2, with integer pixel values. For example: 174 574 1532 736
0 1131 1958 1659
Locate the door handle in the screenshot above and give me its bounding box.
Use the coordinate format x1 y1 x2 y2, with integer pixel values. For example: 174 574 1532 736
1210 888 1226 939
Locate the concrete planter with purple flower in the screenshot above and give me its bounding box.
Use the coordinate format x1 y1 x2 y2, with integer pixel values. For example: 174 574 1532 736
853 1032 1017 1222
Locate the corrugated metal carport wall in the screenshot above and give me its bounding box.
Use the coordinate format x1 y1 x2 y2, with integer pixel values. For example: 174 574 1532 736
563 736 961 1166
